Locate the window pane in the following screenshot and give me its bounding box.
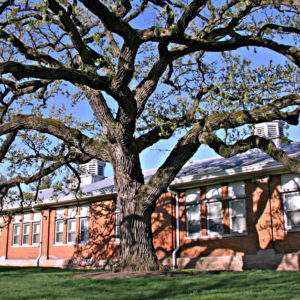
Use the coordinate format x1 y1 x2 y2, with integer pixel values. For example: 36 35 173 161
186 204 201 235
208 218 223 233
207 202 223 234
55 220 63 243
80 205 90 217
231 199 245 217
231 217 247 233
207 202 222 218
13 224 20 245
67 219 76 243
284 193 300 211
80 218 89 243
68 206 77 218
287 211 300 227
56 208 65 219
32 223 40 244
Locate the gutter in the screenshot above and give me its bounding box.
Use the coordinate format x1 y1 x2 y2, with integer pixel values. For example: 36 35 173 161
168 188 180 269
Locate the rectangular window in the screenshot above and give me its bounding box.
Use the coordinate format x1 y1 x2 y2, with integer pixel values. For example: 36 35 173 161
32 222 40 244
55 220 64 244
79 218 89 243
207 202 223 234
115 206 120 242
230 199 247 234
67 219 76 243
13 224 20 245
282 191 300 231
186 204 201 236
22 223 30 245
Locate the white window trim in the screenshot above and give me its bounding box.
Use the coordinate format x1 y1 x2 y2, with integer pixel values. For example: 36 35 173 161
12 224 20 246
67 219 76 244
32 222 40 245
282 191 300 232
207 201 224 235
55 219 64 244
114 206 120 244
22 223 30 245
79 217 89 245
229 198 248 234
185 203 201 238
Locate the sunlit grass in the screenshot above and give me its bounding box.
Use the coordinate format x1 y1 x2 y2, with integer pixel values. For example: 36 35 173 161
0 267 299 300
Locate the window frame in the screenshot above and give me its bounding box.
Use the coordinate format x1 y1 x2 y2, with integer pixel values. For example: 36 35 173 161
185 182 247 239
229 198 247 234
67 218 76 244
282 191 300 232
22 223 30 245
55 219 64 244
206 201 224 235
12 224 20 246
32 222 40 245
79 217 89 244
185 203 201 237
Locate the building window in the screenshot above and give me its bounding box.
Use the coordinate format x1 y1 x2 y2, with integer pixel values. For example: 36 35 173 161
13 224 20 245
186 204 201 236
207 202 223 234
67 219 76 243
79 204 89 244
229 199 247 234
79 218 89 243
32 222 40 244
22 223 30 245
185 182 247 238
55 220 64 244
115 206 120 242
282 191 300 231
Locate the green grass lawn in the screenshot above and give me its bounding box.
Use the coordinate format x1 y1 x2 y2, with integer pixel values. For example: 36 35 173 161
0 267 300 300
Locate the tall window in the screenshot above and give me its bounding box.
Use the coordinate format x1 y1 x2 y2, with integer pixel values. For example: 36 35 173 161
230 199 247 234
80 218 89 243
55 208 64 244
79 204 90 244
186 204 201 236
67 219 76 243
55 220 64 243
32 223 40 244
22 223 30 245
13 224 20 245
115 206 120 242
282 191 300 231
207 202 223 234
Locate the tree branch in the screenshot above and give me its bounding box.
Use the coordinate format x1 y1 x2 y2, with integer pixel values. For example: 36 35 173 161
0 115 110 161
199 132 300 174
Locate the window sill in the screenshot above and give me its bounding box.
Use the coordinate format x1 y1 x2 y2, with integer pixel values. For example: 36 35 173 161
11 245 40 248
185 232 248 240
284 227 300 233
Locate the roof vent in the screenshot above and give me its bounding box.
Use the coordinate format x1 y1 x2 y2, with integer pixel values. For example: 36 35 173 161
254 121 284 147
80 159 106 184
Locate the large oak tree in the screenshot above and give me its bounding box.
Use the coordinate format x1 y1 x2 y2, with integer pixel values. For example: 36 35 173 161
0 0 299 270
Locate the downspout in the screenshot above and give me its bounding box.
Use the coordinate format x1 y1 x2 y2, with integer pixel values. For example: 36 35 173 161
32 208 43 267
169 188 180 269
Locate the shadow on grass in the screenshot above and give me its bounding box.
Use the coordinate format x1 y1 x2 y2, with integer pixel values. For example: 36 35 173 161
0 268 300 300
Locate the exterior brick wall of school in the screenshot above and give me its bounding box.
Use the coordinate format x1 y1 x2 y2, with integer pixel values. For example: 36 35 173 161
0 174 299 270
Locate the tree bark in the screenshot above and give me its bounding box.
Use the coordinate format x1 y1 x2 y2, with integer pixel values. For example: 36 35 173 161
112 145 160 271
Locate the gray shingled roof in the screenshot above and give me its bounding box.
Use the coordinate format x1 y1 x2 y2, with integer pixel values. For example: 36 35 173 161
37 141 300 202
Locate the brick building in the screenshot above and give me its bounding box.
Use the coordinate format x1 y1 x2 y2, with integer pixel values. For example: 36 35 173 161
0 125 300 271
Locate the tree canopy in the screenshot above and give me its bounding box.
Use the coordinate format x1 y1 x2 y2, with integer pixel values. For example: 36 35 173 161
0 0 299 270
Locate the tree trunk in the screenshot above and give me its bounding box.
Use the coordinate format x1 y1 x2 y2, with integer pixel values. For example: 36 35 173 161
118 192 159 271
112 146 160 271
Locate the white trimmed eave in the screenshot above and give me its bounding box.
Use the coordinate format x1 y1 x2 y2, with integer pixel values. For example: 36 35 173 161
170 158 299 190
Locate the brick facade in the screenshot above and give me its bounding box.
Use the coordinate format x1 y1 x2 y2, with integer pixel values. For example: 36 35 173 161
0 174 299 270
